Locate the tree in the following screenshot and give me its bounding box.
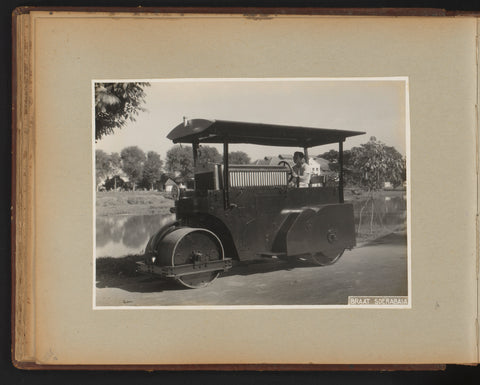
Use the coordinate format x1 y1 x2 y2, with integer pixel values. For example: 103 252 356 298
165 145 194 177
318 149 340 164
110 152 121 172
229 151 251 165
95 82 150 141
95 149 112 190
350 137 406 235
198 145 222 165
141 151 164 190
104 176 126 191
384 146 406 187
165 145 222 178
318 149 358 186
108 152 122 190
351 137 405 190
120 146 146 190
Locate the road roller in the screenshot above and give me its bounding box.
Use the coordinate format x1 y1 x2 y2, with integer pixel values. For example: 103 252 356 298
136 119 364 288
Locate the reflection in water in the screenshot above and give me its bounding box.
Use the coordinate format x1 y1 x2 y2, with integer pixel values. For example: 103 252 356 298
96 214 175 258
348 194 406 236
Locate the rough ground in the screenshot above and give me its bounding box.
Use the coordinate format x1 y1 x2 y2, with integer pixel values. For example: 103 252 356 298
95 231 407 306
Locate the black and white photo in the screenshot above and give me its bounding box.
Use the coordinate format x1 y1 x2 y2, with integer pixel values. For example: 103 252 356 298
94 78 409 308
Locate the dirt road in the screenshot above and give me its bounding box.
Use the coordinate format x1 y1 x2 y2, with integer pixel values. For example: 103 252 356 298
95 232 407 306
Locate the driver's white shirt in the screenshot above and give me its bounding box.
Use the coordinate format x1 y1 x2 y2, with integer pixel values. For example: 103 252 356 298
293 162 311 187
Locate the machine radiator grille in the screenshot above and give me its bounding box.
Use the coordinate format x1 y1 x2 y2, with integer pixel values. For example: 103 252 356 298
229 169 288 188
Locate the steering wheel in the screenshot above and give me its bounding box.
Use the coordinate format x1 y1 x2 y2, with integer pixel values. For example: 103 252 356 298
278 161 294 184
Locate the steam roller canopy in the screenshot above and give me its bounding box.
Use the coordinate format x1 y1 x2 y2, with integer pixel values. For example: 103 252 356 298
154 227 225 288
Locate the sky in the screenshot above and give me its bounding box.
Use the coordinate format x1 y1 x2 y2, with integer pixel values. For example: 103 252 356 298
95 78 407 161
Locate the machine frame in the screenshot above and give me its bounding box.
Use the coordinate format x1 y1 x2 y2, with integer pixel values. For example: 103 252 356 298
137 119 364 288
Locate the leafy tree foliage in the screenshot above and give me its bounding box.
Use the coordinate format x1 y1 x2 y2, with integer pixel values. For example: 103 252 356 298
318 149 340 163
110 152 121 173
95 149 112 188
120 146 146 190
352 137 405 190
318 149 358 186
104 176 126 191
319 138 405 189
165 145 194 177
95 151 126 191
95 82 150 141
198 146 222 164
141 151 164 190
165 145 222 177
107 152 123 189
96 147 164 191
229 151 251 164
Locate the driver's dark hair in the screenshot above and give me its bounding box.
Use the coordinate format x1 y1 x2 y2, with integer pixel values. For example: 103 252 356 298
293 151 304 160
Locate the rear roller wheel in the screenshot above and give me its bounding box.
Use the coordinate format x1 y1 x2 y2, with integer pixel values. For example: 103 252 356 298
309 250 344 266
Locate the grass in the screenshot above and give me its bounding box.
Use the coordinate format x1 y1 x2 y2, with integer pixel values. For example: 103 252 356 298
96 190 174 216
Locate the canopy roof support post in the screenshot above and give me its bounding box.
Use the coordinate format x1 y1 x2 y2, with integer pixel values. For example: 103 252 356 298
192 141 199 190
303 147 309 163
192 140 199 167
338 141 344 203
223 139 230 210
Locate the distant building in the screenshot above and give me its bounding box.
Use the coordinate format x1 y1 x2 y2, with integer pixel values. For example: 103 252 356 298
312 157 331 174
164 178 178 192
159 174 176 192
308 158 323 175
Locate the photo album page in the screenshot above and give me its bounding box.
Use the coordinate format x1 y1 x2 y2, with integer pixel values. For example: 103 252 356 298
13 10 479 366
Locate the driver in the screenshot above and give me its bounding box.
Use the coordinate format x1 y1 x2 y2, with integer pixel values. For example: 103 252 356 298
292 151 311 187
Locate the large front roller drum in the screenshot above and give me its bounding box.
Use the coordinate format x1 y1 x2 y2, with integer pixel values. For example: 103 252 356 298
153 227 225 289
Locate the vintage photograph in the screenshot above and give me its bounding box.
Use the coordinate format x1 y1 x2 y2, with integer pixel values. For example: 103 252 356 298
93 78 409 308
